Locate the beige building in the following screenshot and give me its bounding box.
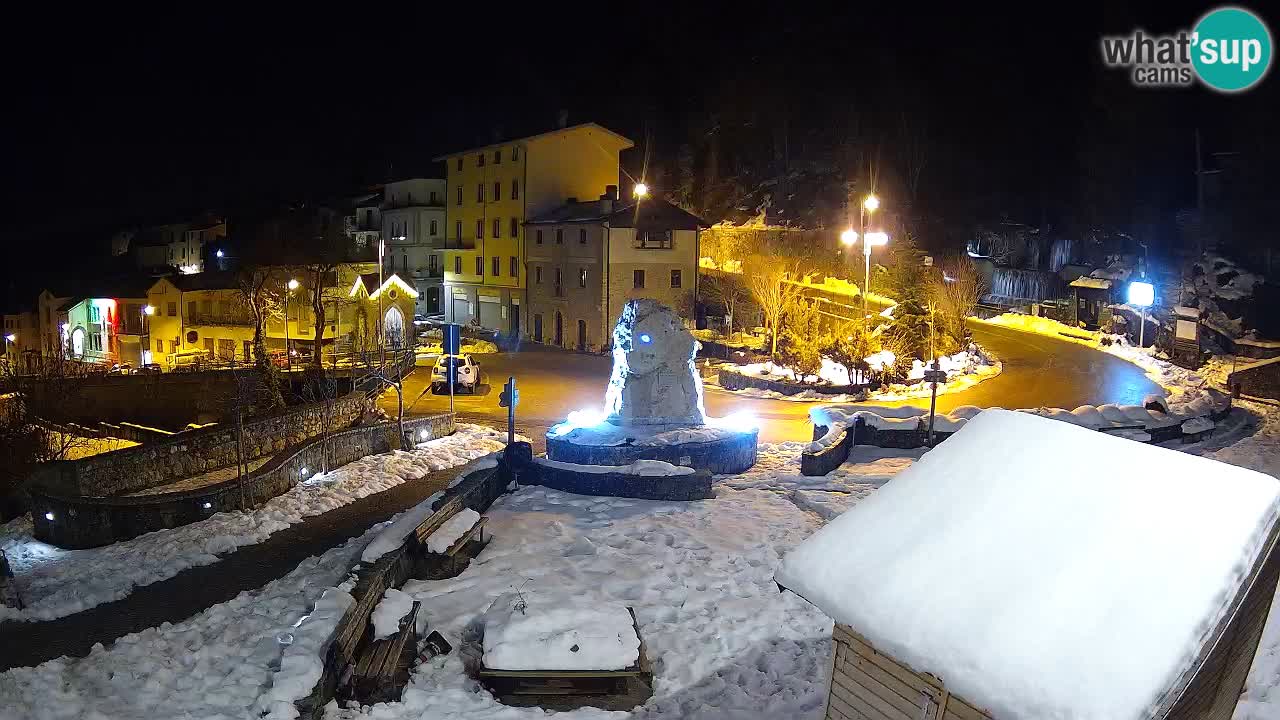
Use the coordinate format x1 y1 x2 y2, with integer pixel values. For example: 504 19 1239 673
2 310 39 371
434 123 634 336
145 265 417 368
525 193 702 352
381 179 446 316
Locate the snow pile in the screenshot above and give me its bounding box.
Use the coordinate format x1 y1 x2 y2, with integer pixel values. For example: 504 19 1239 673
0 424 509 622
361 492 445 563
735 358 856 387
778 409 1280 719
971 311 1098 339
425 508 481 554
261 586 355 717
551 421 744 447
535 457 696 476
806 405 984 451
1193 254 1261 304
371 588 427 640
482 592 640 671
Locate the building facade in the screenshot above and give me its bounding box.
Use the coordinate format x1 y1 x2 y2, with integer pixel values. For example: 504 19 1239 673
525 194 702 352
381 179 446 317
1 310 39 371
435 123 634 336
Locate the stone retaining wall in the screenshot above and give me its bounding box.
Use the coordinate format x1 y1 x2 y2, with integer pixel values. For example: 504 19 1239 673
718 368 869 397
545 429 758 474
28 413 455 549
1228 357 1280 400
799 427 854 477
29 393 372 498
527 463 714 501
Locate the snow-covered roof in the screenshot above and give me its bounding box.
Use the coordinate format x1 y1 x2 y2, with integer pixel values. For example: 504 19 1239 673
1069 276 1113 290
1173 305 1201 318
777 409 1280 719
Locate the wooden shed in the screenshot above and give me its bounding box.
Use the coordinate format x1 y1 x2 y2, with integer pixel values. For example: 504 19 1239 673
777 409 1280 720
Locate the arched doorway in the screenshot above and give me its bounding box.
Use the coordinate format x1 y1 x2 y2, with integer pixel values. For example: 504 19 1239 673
426 287 441 314
70 326 86 358
577 319 587 351
554 312 563 346
384 306 405 348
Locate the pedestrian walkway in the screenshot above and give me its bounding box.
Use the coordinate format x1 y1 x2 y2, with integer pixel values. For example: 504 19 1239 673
0 464 459 671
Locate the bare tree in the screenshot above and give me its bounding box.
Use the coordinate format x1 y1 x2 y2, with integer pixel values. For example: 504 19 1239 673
236 266 287 410
931 255 986 347
898 111 929 206
745 255 807 358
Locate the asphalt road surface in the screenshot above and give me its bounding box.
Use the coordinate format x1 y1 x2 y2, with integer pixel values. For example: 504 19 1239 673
383 324 1162 449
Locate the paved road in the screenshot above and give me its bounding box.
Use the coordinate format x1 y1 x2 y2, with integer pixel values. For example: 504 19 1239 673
386 325 1162 448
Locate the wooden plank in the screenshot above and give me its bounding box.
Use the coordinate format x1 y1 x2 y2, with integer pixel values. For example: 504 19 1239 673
835 658 928 719
827 687 875 720
829 673 893 720
443 516 488 557
840 631 943 696
413 495 463 544
833 669 915 720
844 649 937 709
942 695 991 720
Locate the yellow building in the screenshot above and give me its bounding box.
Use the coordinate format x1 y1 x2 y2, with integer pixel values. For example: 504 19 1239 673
435 123 633 336
145 265 417 369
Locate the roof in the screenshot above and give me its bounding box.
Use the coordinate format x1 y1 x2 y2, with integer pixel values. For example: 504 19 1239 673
57 276 156 308
1069 276 1113 290
526 197 705 231
433 123 634 160
159 271 241 293
776 409 1280 719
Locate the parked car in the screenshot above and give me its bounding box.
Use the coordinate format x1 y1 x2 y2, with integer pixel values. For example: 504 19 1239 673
170 350 209 373
432 354 480 393
106 362 133 376
137 363 164 375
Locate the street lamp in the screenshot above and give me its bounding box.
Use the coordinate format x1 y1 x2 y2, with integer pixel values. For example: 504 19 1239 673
1128 280 1155 348
286 279 300 370
215 249 224 258
862 231 889 330
840 229 858 247
633 182 649 198
863 194 880 213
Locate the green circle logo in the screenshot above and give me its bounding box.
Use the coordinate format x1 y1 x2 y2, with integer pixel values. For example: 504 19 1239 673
1192 7 1272 92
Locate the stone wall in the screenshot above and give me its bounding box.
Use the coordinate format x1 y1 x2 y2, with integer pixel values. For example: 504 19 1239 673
29 392 372 498
1228 356 1280 400
28 413 455 549
800 427 854 477
718 368 870 397
527 463 714 501
19 369 259 427
545 429 758 475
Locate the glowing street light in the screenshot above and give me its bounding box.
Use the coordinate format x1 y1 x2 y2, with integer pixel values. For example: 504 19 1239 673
861 231 890 332
840 229 858 247
633 182 649 198
287 278 300 291
285 279 300 370
215 249 224 258
863 194 880 212
142 305 155 316
4 333 15 343
1128 280 1155 348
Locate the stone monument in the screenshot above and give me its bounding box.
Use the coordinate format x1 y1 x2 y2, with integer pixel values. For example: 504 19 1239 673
603 299 707 426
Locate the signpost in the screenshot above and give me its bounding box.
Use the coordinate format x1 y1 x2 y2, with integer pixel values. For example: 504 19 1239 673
923 360 947 448
498 376 519 445
443 324 461 413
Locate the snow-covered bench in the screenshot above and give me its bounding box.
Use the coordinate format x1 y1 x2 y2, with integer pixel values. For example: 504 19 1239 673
352 600 421 704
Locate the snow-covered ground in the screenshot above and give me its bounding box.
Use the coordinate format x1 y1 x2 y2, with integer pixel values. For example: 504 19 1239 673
0 424 508 622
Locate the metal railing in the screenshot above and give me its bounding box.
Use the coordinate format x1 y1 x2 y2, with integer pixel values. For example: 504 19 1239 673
188 311 256 327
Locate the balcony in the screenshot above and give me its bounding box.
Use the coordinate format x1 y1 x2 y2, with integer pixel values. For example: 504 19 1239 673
382 196 445 211
188 311 255 327
413 266 444 280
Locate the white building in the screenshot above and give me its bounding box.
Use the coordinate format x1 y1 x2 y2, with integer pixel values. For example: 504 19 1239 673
381 178 446 316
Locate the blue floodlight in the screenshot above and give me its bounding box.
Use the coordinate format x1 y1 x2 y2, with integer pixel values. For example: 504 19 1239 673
1128 281 1154 308
639 333 652 344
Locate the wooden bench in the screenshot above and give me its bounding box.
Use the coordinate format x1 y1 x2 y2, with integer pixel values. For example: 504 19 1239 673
351 601 421 705
417 512 490 580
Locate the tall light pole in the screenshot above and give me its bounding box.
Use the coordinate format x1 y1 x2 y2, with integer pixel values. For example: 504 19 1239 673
378 237 386 369
286 278 300 371
860 194 880 329
863 231 889 332
142 305 155 366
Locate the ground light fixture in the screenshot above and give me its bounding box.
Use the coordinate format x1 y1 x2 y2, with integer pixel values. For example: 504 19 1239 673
44 512 54 521
202 502 212 510
215 249 224 258
300 467 309 477
419 428 429 440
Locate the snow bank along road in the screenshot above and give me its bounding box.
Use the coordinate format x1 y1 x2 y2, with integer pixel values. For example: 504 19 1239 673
0 426 509 671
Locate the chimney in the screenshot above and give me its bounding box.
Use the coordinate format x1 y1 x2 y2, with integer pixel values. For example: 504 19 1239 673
599 192 614 214
557 109 569 129
605 184 618 200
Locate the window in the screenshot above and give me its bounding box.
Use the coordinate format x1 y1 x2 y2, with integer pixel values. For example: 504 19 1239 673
555 229 564 244
89 305 100 322
454 256 462 274
492 218 501 239
455 220 462 241
476 219 484 239
430 219 438 235
510 257 519 278
187 301 196 317
512 146 520 161
477 184 484 202
155 339 163 353
456 157 463 171
579 268 588 288
536 230 543 245
509 217 518 238
579 228 587 244
493 182 500 201
511 179 519 199
166 301 177 317
492 256 500 277
494 149 501 164
635 230 674 249
535 265 543 284
430 191 439 204
476 256 484 276
455 186 462 206
477 153 485 167
554 268 563 293
633 269 646 289
670 269 682 288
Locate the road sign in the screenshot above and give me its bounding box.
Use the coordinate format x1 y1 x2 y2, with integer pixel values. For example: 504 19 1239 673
923 370 947 384
500 376 518 445
499 385 519 408
442 324 462 355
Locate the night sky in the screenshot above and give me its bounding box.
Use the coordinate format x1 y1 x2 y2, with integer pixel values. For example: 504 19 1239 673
1 3 1274 307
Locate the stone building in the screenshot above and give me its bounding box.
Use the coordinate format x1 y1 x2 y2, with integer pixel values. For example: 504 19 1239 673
525 192 703 352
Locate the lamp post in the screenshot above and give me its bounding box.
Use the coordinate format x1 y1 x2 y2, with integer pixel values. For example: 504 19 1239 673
142 305 155 366
859 194 880 328
286 278 300 371
1128 280 1155 349
862 231 889 332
